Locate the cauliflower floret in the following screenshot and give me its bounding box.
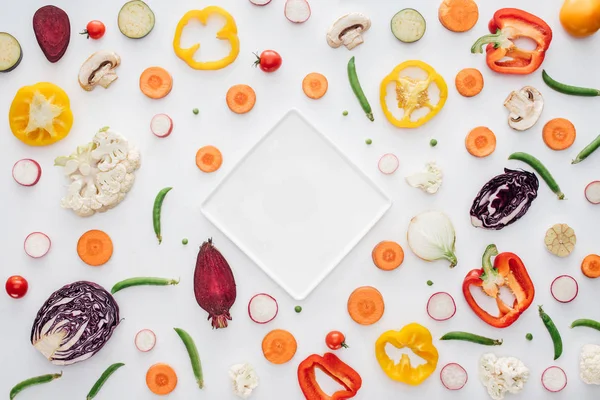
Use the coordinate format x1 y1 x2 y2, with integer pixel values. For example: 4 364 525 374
229 363 259 399
580 344 600 384
405 161 443 194
479 353 529 400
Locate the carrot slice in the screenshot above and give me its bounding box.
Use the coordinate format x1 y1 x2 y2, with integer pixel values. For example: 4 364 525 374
195 145 223 173
582 254 600 278
543 118 576 151
455 68 484 97
465 126 496 158
347 286 385 325
77 230 113 267
146 363 178 395
140 67 173 99
302 72 328 99
438 0 479 32
226 84 256 114
372 241 404 271
262 329 297 364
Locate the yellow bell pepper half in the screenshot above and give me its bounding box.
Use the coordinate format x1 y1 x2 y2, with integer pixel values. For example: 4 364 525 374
173 6 240 70
380 60 448 129
375 323 439 386
9 82 73 146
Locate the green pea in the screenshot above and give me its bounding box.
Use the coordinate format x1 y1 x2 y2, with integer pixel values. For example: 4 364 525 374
365 138 372 145
182 238 189 245
427 280 434 286
526 333 533 341
193 108 199 115
343 110 349 116
430 139 438 147
294 306 302 313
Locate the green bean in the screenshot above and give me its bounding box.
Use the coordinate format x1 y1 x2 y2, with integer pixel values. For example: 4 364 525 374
508 152 565 199
440 331 503 346
174 327 204 389
347 57 374 122
153 187 172 244
572 134 600 164
111 277 179 294
86 363 125 400
539 305 562 360
10 372 62 399
571 318 600 331
542 70 600 97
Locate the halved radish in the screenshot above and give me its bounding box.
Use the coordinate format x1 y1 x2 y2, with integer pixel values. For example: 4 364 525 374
248 293 278 324
285 0 311 23
249 0 271 5
12 159 41 186
24 232 51 258
378 154 399 175
542 366 567 392
135 329 156 352
427 292 456 321
585 181 600 204
151 114 173 138
440 363 468 390
551 275 578 303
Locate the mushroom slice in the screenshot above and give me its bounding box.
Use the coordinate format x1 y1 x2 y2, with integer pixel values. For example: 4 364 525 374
78 51 121 91
503 86 544 131
326 13 371 50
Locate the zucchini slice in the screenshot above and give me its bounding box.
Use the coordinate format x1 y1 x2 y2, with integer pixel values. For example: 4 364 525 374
0 32 22 72
118 0 155 39
391 9 426 43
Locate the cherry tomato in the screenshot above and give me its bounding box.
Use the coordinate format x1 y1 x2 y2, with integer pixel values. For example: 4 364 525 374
325 331 348 350
254 50 282 73
80 20 106 40
6 275 28 299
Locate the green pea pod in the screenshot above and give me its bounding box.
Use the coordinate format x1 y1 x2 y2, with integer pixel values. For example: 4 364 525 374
153 187 173 244
111 277 179 294
571 318 600 331
572 134 600 164
542 70 600 97
174 327 204 389
539 305 562 360
440 331 503 346
10 372 62 399
347 57 374 122
86 363 125 400
508 152 565 199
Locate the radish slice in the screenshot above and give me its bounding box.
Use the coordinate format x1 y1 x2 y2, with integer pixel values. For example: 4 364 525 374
378 154 399 175
135 329 156 352
12 159 41 186
248 293 278 324
551 275 578 303
151 114 173 138
585 181 600 204
24 232 51 258
249 0 271 4
440 363 468 390
542 366 567 392
427 292 456 321
285 0 311 23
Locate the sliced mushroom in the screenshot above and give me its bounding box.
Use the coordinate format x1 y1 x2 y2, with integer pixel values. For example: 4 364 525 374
78 51 121 91
503 86 544 131
326 13 371 50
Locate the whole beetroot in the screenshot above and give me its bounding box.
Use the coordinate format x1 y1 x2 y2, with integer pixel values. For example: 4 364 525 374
194 239 237 329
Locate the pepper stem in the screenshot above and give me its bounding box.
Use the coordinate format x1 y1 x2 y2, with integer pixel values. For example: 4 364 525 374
481 244 499 276
471 29 505 54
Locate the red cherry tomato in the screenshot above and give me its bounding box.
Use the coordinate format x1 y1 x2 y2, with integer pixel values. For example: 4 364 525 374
325 331 348 350
81 20 106 40
254 50 282 73
6 275 28 299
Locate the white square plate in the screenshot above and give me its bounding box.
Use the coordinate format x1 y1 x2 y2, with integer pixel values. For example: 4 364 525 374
201 109 391 300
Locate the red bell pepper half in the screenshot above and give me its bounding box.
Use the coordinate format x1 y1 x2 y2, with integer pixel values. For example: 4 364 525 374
471 8 553 75
297 352 362 400
463 244 535 328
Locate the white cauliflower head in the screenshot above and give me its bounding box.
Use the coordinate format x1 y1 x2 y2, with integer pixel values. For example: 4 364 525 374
580 344 600 385
405 161 443 194
55 126 141 217
479 353 529 400
229 363 259 399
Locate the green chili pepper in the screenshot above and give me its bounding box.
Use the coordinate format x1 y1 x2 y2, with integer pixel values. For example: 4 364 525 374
153 187 172 244
571 318 600 331
440 331 502 346
86 363 125 400
111 277 180 294
174 328 204 389
572 134 600 164
526 333 533 341
347 57 374 122
10 372 62 400
295 306 302 313
542 70 600 97
539 305 562 360
508 152 565 199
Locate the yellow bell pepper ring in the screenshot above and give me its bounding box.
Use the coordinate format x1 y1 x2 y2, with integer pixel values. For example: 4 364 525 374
380 60 448 129
9 82 74 146
173 6 240 70
375 323 439 386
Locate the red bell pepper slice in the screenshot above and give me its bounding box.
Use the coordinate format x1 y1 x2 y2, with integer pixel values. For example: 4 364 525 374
471 8 553 75
297 353 362 400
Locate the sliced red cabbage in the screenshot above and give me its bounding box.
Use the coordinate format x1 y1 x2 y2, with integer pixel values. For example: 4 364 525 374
470 168 538 230
30 281 120 366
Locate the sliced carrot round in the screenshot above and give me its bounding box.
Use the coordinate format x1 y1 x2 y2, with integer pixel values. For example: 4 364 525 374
77 230 113 267
439 0 479 32
465 126 496 158
347 286 384 325
195 145 223 173
372 241 404 271
146 363 177 395
226 84 256 114
302 72 328 99
262 329 297 364
543 118 576 151
455 68 483 97
140 67 173 99
582 254 600 278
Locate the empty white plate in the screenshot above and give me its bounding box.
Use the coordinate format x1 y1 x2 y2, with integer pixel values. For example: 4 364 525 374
201 109 391 300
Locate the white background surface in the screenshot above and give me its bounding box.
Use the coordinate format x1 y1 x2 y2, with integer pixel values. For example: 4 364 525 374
1 0 599 399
